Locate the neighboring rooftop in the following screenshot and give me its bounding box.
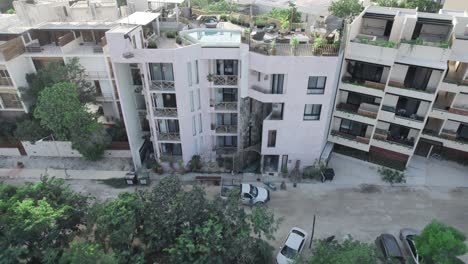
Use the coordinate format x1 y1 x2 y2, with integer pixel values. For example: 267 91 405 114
36 21 117 30
0 14 30 34
117 12 160 26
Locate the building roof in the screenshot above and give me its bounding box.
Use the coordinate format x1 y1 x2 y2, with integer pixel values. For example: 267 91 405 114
0 14 30 35
148 0 185 4
35 21 117 31
117 12 160 26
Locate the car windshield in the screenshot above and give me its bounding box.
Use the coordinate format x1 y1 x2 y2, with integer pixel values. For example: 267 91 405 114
407 237 423 262
280 245 297 259
249 185 258 197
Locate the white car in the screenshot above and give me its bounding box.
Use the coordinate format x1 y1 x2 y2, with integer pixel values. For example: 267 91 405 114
276 227 308 264
240 183 269 205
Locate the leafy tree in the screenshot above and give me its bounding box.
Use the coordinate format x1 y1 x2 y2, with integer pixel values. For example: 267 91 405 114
71 122 112 161
375 0 442 12
415 220 467 264
307 238 378 264
0 177 90 263
14 118 51 142
6 8 15 14
329 0 363 18
22 58 95 108
59 242 115 264
34 82 95 140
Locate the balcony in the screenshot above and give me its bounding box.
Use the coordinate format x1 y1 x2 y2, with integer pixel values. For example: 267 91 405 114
0 78 14 87
347 38 397 65
380 105 425 129
421 129 468 152
150 80 175 92
328 130 371 151
214 146 237 155
372 128 415 154
214 102 237 112
211 75 238 86
340 77 385 97
215 125 237 134
157 132 180 141
153 108 178 118
397 42 450 69
386 80 435 101
335 103 378 125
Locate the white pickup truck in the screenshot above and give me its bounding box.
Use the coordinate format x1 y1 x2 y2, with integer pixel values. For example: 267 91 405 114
220 178 270 205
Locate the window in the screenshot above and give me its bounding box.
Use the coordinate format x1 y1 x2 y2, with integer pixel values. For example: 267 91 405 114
198 113 203 133
339 119 366 137
216 60 238 75
150 63 174 81
303 104 321 120
217 136 237 147
196 89 201 110
0 69 10 78
132 35 136 48
194 138 198 154
189 91 194 112
192 116 196 136
222 88 237 102
267 130 277 147
307 76 326 94
195 60 199 84
94 81 103 96
0 93 22 109
187 62 193 86
347 61 383 83
271 74 284 94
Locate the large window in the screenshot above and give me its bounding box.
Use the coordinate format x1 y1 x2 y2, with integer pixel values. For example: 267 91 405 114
0 93 22 109
303 104 322 120
221 88 237 102
217 113 237 126
150 63 174 81
271 74 284 94
216 60 238 75
161 143 182 156
267 130 277 147
339 119 366 137
347 61 383 83
217 136 238 147
307 76 326 94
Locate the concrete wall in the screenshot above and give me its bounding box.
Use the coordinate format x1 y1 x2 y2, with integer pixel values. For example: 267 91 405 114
0 148 21 156
21 141 131 158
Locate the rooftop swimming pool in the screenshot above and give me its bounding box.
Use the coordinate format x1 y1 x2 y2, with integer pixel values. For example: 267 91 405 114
180 29 241 47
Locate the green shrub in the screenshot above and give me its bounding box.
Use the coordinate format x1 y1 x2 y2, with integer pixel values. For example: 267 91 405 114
378 167 406 185
303 160 326 181
314 37 325 49
220 14 228 21
176 36 182 45
147 41 157 49
188 155 203 172
166 31 177 38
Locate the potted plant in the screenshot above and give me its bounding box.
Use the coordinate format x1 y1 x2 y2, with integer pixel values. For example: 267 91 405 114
313 37 325 55
290 37 299 56
206 73 213 82
271 40 277 55
147 40 157 49
152 161 164 174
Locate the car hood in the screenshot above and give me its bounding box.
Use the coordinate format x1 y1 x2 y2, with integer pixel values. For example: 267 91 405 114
256 187 269 202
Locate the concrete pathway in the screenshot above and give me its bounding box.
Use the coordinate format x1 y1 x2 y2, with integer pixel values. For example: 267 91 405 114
0 168 127 180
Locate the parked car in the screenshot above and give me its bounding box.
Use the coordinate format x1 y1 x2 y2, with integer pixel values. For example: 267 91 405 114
220 178 269 205
376 234 406 264
400 228 422 264
276 227 308 264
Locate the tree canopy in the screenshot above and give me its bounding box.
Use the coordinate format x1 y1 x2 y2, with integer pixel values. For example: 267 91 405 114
22 57 95 109
415 220 467 264
329 0 363 18
0 177 282 264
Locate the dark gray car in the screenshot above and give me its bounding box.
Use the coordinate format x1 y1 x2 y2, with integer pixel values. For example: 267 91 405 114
399 228 422 264
376 234 405 264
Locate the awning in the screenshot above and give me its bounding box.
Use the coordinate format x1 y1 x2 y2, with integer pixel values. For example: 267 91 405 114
117 12 161 26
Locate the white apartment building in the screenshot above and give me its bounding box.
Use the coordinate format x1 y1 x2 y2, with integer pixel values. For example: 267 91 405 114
328 5 468 169
0 0 121 123
106 20 340 173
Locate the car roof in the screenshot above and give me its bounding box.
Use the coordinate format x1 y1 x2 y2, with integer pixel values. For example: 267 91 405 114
381 234 403 256
285 229 306 249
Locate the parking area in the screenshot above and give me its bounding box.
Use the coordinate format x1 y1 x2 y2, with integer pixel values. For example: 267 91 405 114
266 183 468 260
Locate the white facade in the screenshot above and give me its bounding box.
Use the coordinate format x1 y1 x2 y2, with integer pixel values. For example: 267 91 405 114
106 23 340 172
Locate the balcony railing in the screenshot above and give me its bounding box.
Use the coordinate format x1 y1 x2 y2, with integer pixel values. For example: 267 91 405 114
150 80 175 91
382 105 425 122
336 103 378 119
251 84 284 94
449 105 468 116
153 107 178 118
388 80 434 94
424 129 468 145
215 125 237 134
158 132 180 141
214 146 237 155
341 76 386 90
248 42 339 56
0 78 14 87
373 130 415 148
160 154 183 162
330 130 370 144
212 75 238 86
214 102 237 111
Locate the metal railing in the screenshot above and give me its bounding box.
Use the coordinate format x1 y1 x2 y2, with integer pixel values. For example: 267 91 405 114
214 102 237 111
153 107 178 118
215 125 237 134
157 132 180 141
212 75 238 86
150 80 175 91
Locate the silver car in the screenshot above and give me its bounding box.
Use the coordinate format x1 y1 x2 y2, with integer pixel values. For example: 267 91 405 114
399 228 422 264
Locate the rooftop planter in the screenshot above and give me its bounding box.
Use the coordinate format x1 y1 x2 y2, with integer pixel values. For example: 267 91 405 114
401 38 450 49
353 37 397 48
